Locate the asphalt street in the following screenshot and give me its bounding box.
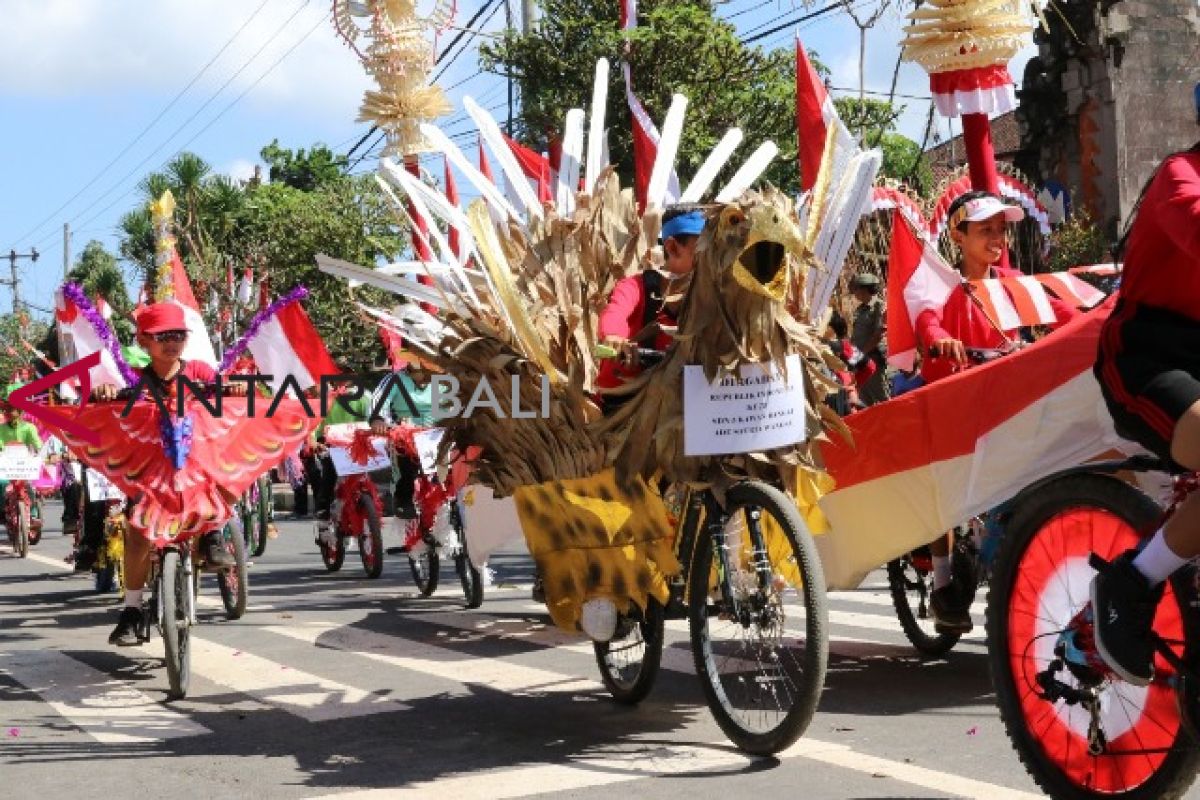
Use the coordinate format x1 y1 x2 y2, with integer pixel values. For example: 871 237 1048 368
3 501 1197 799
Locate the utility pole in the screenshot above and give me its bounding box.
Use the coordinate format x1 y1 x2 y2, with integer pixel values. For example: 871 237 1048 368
2 248 37 334
62 223 70 279
505 0 514 136
521 0 534 32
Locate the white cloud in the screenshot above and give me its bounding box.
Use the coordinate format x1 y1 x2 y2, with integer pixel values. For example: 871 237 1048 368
0 0 373 120
220 158 260 183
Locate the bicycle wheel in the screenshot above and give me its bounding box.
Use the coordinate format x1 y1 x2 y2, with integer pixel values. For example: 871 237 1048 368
15 500 28 558
358 498 384 579
159 550 192 700
594 597 665 705
408 541 439 597
988 473 1200 799
453 507 483 608
688 481 828 755
252 475 271 558
217 522 248 620
241 500 262 559
887 550 962 657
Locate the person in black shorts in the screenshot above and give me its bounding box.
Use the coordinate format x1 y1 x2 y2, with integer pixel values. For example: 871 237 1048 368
1090 87 1200 686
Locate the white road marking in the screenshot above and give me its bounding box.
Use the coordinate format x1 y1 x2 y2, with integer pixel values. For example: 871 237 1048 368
264 621 599 695
140 635 409 722
0 649 210 743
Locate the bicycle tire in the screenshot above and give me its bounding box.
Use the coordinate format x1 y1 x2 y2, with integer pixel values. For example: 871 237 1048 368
217 523 249 620
594 597 665 705
15 500 28 558
358 497 384 579
408 546 439 596
454 508 483 608
688 480 828 755
241 501 261 559
159 550 191 700
253 475 271 558
988 473 1200 799
887 554 962 657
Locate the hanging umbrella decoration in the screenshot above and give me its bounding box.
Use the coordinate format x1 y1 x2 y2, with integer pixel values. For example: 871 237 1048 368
900 0 1036 201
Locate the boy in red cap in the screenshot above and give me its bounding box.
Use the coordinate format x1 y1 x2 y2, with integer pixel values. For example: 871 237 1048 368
98 302 243 646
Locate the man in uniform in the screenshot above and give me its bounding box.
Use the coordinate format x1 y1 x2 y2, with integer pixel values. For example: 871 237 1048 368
849 273 890 406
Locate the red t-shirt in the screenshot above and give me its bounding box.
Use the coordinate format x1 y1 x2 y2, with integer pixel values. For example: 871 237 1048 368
915 265 1077 383
596 274 676 389
1114 150 1200 319
135 360 218 398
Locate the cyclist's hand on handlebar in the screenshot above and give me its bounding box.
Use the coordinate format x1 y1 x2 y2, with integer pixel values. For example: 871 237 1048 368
226 381 248 397
930 338 968 366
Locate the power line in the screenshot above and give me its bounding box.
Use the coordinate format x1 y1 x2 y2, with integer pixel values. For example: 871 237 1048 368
12 0 275 248
44 0 313 244
53 10 329 246
743 0 855 44
430 0 505 85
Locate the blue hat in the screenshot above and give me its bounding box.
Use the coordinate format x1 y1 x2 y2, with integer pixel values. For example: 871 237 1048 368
660 210 705 242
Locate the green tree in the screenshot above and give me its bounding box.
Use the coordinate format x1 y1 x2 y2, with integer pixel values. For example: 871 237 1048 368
0 313 51 384
834 97 933 194
67 240 136 343
260 139 346 191
480 0 804 192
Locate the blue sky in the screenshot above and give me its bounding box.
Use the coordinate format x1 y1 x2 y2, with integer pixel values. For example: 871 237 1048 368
0 0 1033 322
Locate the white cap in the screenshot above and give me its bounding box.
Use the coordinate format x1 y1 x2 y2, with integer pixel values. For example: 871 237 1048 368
951 195 1025 228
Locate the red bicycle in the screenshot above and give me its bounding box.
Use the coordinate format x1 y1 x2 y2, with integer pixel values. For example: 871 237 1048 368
315 428 387 579
4 480 34 558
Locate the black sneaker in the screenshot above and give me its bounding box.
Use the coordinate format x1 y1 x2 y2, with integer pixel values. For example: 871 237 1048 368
1090 551 1162 686
930 582 973 633
108 607 144 646
201 532 236 569
531 572 546 604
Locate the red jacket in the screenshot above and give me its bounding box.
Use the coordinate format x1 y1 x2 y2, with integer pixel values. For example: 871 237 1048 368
916 266 1077 383
596 274 676 390
1115 150 1200 320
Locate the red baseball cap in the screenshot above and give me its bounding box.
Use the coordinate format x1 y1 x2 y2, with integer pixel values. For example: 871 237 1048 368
136 302 187 334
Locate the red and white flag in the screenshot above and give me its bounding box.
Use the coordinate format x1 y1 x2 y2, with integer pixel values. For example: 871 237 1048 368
794 36 848 192
245 301 339 395
55 288 129 389
817 303 1126 589
502 134 553 204
620 0 678 208
885 210 962 371
167 253 219 368
237 268 254 306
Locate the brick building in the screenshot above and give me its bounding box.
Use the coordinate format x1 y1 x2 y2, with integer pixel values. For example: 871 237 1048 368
925 110 1023 188
1015 0 1199 238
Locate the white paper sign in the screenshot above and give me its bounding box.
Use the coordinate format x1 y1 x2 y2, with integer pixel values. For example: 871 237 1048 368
85 468 125 501
683 354 807 457
329 439 391 476
0 445 43 481
412 428 445 476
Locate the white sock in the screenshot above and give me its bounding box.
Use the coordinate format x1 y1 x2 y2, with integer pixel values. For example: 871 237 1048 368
1132 528 1190 586
124 588 144 609
932 555 952 590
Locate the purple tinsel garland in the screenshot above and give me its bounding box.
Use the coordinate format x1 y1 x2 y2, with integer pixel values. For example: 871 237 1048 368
218 286 310 373
61 282 139 386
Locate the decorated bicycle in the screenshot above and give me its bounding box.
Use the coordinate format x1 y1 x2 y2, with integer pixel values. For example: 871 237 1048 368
43 192 328 698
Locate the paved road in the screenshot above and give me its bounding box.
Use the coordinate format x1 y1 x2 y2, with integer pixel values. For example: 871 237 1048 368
2 503 1197 799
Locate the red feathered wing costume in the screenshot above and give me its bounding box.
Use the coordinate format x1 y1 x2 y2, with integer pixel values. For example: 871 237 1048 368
50 396 316 540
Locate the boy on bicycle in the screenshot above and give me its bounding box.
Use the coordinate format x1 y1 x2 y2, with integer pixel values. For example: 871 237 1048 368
98 303 241 646
0 386 44 531
915 192 1078 632
1090 88 1200 686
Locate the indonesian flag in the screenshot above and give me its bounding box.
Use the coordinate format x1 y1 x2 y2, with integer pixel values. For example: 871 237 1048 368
885 210 962 370
167 252 219 368
620 0 679 207
55 288 129 390
816 302 1126 589
94 295 113 321
245 301 339 395
795 36 851 192
502 134 553 204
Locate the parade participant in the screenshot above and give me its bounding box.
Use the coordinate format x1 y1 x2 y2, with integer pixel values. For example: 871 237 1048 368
370 361 435 519
596 205 704 395
1089 92 1200 686
914 191 1078 633
822 312 865 415
848 273 890 405
97 302 243 646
